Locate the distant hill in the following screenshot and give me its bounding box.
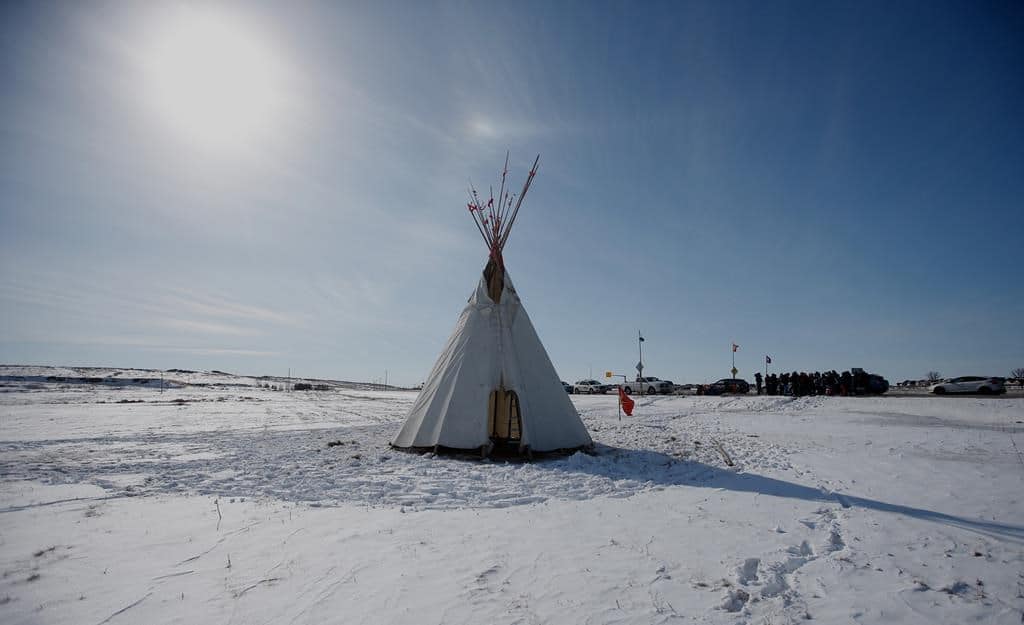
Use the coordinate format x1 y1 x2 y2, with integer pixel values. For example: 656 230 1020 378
0 365 410 392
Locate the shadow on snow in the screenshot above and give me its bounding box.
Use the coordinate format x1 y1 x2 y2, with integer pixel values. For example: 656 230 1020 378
562 444 1024 543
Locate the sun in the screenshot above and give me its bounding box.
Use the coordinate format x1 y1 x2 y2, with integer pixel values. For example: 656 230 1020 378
142 7 285 153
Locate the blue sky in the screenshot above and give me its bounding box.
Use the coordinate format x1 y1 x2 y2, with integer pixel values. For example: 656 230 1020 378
1 0 1022 385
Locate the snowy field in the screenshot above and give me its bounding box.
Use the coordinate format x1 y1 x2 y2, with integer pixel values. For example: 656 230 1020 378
1 367 1023 624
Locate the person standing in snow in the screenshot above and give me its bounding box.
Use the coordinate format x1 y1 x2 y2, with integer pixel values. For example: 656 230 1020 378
840 370 852 396
829 370 840 395
754 372 763 395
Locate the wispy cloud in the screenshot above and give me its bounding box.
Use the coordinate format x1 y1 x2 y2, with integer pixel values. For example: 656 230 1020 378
464 115 549 142
161 288 304 327
0 281 83 312
149 346 279 357
1 272 302 332
0 332 278 357
154 317 259 336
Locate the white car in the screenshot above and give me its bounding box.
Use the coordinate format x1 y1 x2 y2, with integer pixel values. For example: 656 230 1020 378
621 377 675 395
930 376 1006 395
573 379 610 394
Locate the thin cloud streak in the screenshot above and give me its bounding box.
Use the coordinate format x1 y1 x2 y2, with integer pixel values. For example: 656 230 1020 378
154 317 259 337
0 332 277 358
161 288 305 327
150 346 279 357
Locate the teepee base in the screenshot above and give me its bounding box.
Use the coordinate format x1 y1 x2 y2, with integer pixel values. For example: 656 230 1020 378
389 442 591 461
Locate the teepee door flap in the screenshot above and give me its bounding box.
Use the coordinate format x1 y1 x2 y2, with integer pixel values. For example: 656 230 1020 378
487 388 522 443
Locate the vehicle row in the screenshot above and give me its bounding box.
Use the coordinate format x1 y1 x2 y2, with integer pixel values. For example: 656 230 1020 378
562 373 901 397
561 377 753 396
561 377 675 395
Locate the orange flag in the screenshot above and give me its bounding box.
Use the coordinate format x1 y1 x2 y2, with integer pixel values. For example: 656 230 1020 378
618 386 635 416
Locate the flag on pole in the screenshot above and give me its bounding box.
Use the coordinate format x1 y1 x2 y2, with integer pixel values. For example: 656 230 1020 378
639 334 645 342
732 343 739 352
766 355 772 364
618 386 635 416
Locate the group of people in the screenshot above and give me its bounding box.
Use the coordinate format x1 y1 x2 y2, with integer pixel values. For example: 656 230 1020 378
753 369 868 396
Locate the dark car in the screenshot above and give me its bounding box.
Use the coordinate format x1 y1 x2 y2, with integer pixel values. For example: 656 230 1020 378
704 378 750 395
863 374 890 395
850 368 889 395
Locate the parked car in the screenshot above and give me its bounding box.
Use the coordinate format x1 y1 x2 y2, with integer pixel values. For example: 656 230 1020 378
930 376 1006 395
620 377 674 395
561 381 573 393
849 368 889 395
703 378 751 395
860 374 889 395
573 379 611 394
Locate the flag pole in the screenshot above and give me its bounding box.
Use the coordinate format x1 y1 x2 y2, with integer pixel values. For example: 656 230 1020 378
638 330 643 382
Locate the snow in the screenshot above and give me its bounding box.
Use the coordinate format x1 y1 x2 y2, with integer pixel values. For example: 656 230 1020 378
2 366 1023 624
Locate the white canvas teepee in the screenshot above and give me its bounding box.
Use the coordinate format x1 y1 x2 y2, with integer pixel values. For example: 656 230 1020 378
392 156 592 455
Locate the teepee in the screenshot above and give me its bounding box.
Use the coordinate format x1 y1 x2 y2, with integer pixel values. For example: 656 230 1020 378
392 155 593 456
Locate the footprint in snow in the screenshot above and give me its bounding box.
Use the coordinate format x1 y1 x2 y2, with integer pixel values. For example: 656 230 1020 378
825 528 845 553
735 558 760 585
720 588 749 612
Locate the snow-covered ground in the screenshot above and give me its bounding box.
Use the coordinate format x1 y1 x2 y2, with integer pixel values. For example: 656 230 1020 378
1 367 1022 624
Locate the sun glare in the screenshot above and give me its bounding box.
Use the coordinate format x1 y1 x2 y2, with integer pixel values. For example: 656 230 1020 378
143 8 285 153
